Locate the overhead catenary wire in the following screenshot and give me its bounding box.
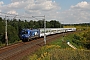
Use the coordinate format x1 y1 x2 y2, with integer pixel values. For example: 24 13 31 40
0 12 33 19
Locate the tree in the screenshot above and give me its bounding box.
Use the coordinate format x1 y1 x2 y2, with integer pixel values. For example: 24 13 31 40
50 20 60 28
28 20 34 28
0 17 5 44
46 21 51 28
0 17 2 21
54 21 60 28
7 25 19 44
38 20 44 28
24 20 29 28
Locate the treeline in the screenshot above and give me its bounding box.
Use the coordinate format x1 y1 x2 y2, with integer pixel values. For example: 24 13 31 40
64 23 90 26
0 17 62 45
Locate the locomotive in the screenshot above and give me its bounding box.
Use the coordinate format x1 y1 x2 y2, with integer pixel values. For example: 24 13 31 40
20 29 40 42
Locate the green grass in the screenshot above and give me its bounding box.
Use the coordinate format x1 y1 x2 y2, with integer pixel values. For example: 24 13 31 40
49 34 79 49
49 37 69 49
24 45 90 60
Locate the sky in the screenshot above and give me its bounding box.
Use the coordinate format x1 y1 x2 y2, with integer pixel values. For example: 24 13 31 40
0 0 90 24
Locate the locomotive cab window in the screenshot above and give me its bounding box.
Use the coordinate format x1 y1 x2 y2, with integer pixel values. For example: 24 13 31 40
21 30 28 34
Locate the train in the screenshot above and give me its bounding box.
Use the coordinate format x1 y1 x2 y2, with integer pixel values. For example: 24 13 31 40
20 28 76 42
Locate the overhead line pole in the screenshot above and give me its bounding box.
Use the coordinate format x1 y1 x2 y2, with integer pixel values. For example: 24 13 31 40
44 15 46 45
32 15 46 45
5 15 8 46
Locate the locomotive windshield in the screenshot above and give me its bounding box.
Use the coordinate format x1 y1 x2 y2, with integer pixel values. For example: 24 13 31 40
21 30 28 34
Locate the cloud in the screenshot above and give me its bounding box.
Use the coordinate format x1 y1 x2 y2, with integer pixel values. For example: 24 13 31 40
0 0 61 22
7 10 18 15
11 0 28 2
8 2 22 8
0 1 4 10
0 0 90 24
3 1 27 10
0 0 28 11
25 0 60 14
71 1 90 11
71 1 89 8
0 1 3 14
0 1 4 5
59 1 90 24
0 0 60 14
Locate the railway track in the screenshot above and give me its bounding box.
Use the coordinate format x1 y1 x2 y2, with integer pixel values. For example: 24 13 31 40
0 32 75 60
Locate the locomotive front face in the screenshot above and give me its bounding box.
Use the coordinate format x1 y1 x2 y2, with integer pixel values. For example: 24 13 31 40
20 30 30 40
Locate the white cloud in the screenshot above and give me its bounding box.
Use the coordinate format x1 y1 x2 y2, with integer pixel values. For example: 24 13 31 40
7 1 27 9
11 0 28 2
0 0 60 14
0 1 4 10
0 0 61 22
71 1 90 11
0 1 4 5
71 1 89 8
59 1 90 24
25 0 60 14
0 1 3 14
8 2 20 8
0 0 90 24
7 10 18 15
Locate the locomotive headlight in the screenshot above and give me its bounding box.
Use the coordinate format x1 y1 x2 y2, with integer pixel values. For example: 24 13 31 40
25 35 29 37
22 35 24 36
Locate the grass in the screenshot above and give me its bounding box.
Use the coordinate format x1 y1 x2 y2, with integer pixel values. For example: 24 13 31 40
49 33 79 49
24 45 90 60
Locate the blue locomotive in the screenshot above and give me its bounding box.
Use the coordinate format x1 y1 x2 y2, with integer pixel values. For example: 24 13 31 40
20 29 40 42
